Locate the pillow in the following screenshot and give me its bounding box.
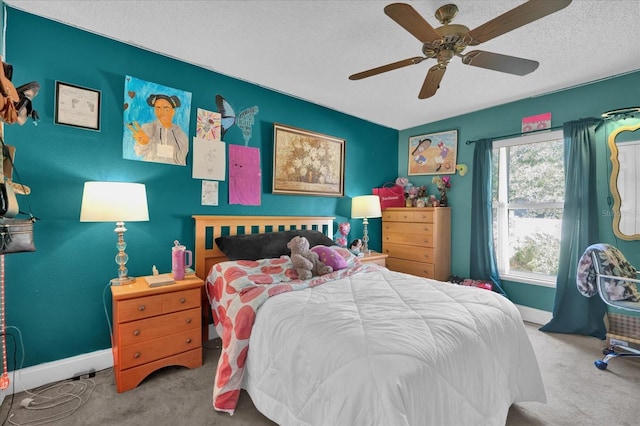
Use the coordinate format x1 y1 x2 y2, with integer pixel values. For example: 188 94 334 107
215 229 335 261
311 246 348 271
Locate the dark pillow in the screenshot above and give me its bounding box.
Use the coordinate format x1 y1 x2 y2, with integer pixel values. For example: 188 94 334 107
215 229 335 261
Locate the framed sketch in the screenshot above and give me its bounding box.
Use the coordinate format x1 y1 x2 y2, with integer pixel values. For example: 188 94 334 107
408 129 458 175
273 123 345 197
54 81 101 131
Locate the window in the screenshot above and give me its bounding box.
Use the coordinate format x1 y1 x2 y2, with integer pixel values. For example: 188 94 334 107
492 130 564 287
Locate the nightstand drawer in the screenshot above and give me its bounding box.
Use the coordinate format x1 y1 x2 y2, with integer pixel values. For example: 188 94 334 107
383 243 434 263
120 329 202 370
118 307 201 346
117 294 164 323
163 289 200 313
387 258 435 278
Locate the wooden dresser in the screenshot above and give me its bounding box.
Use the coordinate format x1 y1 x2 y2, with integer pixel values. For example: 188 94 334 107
110 275 204 392
382 207 451 281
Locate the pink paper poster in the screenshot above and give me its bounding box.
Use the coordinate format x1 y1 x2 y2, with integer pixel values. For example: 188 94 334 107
228 145 261 206
522 112 551 133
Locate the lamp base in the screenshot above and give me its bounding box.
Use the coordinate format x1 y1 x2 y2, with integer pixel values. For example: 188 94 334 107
110 276 136 286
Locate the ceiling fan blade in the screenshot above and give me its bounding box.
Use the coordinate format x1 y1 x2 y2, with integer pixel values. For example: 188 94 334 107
349 57 425 80
384 3 441 43
419 65 446 99
467 0 572 46
461 50 539 76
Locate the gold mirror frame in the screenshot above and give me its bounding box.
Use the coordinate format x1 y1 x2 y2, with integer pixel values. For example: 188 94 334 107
608 122 640 240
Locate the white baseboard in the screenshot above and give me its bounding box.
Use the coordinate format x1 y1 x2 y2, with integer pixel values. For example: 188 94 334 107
516 304 552 325
0 349 113 404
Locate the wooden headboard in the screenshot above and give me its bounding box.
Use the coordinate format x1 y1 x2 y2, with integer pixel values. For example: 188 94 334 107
192 215 335 280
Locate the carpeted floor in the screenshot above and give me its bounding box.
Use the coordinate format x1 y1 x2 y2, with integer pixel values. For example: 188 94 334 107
1 322 639 425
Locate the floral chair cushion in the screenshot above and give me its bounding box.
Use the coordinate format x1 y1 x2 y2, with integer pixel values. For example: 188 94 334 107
576 243 639 302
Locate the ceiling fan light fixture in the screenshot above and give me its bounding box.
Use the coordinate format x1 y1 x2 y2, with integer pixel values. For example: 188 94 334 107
351 1 573 98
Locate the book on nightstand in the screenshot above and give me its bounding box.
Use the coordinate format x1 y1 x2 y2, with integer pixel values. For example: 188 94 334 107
143 274 176 288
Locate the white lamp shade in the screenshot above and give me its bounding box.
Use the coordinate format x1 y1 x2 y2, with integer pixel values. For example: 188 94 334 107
351 195 382 219
80 181 149 222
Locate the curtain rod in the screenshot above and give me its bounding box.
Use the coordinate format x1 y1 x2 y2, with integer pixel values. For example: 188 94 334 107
465 125 565 145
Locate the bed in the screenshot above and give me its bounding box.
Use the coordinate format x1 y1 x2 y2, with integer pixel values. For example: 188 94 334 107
193 215 546 425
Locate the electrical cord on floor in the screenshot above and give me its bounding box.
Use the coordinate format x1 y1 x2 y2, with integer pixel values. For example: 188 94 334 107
7 378 95 426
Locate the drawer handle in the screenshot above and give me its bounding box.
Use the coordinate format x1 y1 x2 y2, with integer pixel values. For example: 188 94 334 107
185 317 192 324
133 330 140 336
186 338 192 344
138 305 146 312
134 352 141 359
180 297 186 304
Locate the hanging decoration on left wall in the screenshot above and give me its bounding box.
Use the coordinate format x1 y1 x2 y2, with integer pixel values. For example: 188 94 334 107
123 76 192 166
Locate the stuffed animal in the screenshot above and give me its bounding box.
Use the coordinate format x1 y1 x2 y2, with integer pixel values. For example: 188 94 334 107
287 236 333 280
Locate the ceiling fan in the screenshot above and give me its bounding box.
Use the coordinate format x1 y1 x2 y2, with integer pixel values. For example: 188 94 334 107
349 0 572 99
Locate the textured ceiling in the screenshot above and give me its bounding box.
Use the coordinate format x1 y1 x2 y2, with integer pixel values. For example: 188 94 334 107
5 0 640 130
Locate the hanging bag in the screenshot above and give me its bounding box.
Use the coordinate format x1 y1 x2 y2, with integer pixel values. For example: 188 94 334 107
372 182 406 209
0 138 36 254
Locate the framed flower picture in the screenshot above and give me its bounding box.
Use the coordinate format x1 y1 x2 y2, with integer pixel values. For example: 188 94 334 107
272 123 345 197
408 129 458 175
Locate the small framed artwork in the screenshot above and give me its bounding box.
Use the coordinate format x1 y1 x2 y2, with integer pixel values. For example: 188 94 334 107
54 81 101 131
273 123 345 197
408 129 458 175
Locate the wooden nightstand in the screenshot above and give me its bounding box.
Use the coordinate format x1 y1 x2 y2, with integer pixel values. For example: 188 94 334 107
110 275 204 393
359 251 389 267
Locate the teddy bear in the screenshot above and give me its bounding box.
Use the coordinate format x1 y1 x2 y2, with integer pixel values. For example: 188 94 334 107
287 236 333 280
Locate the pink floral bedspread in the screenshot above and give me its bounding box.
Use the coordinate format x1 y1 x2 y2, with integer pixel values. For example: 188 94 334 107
207 251 370 414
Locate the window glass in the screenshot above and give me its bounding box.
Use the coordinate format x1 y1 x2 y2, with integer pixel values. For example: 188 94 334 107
492 131 564 284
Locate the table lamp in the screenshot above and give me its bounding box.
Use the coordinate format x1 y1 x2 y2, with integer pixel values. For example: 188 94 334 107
80 181 149 285
351 195 382 254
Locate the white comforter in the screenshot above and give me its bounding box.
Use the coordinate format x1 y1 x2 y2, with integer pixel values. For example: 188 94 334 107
243 266 546 425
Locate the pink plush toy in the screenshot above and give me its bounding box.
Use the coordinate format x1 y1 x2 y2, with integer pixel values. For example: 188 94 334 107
287 236 333 280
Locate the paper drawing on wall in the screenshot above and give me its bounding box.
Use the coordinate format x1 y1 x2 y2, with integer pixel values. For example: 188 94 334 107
196 108 221 140
408 129 457 176
229 144 261 206
215 94 258 144
123 76 192 166
192 137 225 181
201 180 219 206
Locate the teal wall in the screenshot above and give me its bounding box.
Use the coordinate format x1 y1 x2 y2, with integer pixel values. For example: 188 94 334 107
398 71 640 312
2 8 398 369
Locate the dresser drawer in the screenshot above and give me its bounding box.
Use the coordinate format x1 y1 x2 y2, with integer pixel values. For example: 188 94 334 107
383 221 433 235
383 243 434 263
382 210 434 223
118 307 201 347
383 231 433 247
387 258 435 278
119 329 202 370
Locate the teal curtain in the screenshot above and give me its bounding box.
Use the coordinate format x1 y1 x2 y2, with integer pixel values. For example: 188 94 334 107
540 118 606 339
470 138 506 297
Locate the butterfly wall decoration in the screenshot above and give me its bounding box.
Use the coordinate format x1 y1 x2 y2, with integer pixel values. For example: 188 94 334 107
215 94 259 145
